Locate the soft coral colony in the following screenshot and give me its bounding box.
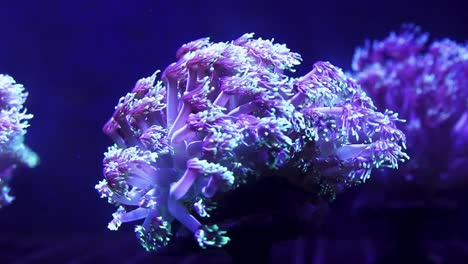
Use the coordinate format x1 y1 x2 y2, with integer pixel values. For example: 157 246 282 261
96 34 408 251
352 24 468 189
0 74 38 208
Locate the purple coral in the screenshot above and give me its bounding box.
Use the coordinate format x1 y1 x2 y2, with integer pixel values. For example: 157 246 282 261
97 34 408 251
352 24 468 189
0 74 39 208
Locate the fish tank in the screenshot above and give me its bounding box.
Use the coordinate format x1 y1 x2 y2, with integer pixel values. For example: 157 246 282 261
0 1 466 263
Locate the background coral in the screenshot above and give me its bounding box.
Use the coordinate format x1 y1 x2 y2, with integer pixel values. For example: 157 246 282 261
352 24 468 193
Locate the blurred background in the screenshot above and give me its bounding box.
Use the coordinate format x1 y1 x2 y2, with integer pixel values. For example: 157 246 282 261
0 0 466 263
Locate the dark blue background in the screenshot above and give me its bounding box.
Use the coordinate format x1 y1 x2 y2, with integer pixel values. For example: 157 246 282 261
0 0 466 237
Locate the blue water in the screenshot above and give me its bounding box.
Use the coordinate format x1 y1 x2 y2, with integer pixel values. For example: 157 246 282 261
0 0 466 263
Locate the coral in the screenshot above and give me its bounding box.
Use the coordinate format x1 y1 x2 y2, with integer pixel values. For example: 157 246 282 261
97 34 407 251
352 24 468 190
0 74 39 208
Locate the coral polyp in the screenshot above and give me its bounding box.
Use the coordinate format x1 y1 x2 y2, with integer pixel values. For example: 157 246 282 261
352 24 468 189
0 74 38 208
96 34 408 251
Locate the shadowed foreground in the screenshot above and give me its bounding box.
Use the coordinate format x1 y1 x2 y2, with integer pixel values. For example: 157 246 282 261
1 232 468 264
